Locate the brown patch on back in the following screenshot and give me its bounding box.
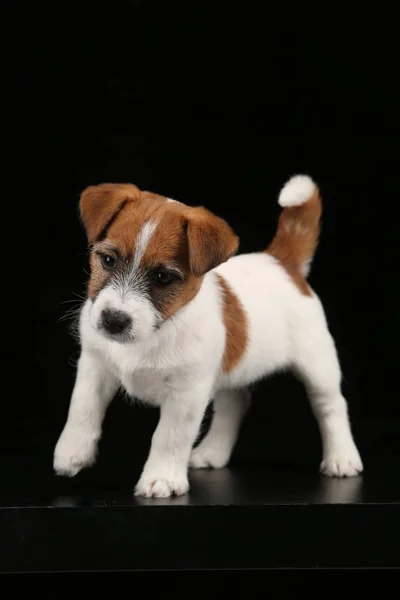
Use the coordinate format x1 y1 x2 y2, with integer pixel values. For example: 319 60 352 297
266 188 322 295
216 274 248 373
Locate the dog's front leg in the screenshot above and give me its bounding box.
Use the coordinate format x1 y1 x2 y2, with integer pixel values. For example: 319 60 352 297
135 379 212 498
53 349 118 477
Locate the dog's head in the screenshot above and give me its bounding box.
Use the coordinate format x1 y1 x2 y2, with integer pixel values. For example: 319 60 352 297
79 183 239 343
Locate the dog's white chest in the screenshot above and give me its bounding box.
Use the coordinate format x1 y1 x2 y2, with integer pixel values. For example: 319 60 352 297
103 341 179 405
120 369 168 406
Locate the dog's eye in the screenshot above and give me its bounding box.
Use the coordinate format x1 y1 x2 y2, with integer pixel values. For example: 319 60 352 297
152 268 176 285
100 254 116 270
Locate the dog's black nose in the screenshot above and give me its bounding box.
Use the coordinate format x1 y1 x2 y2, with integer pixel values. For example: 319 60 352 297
101 308 132 335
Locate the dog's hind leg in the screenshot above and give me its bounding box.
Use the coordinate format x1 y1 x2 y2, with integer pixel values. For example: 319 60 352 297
189 388 251 469
291 300 363 477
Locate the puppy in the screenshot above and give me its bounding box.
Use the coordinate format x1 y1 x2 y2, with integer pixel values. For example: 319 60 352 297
54 175 363 498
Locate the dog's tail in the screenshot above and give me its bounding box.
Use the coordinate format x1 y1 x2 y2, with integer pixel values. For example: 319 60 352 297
267 175 322 278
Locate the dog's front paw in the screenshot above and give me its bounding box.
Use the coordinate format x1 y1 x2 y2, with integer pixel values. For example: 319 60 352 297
189 443 231 469
320 447 363 478
53 428 98 477
134 470 189 498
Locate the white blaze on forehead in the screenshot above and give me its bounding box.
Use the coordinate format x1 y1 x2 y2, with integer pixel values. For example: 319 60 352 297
132 219 157 271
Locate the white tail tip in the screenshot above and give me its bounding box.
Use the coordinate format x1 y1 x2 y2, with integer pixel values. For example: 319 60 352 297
278 175 317 207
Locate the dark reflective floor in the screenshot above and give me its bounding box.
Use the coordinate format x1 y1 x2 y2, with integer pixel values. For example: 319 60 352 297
1 419 399 508
1 419 399 571
50 467 369 507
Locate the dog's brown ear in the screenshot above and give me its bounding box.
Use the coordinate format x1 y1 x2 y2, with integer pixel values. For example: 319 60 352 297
79 183 140 245
185 206 239 277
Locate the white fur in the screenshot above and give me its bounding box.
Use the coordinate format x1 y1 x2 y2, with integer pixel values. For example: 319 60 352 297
190 388 251 469
53 351 119 476
132 220 157 270
54 185 363 498
278 175 316 207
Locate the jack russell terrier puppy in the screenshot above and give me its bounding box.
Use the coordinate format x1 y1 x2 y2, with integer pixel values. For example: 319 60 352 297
54 175 363 497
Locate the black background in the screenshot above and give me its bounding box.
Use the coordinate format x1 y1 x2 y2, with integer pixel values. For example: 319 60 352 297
3 3 400 491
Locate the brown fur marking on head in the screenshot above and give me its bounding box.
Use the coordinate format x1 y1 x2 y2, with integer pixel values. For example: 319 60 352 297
266 187 322 295
81 184 239 321
185 206 239 277
104 192 169 257
80 183 141 245
216 274 248 372
139 209 203 320
87 241 120 298
82 184 169 297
